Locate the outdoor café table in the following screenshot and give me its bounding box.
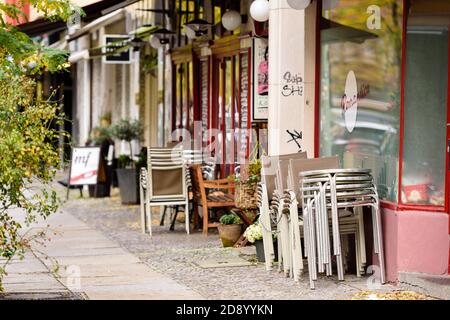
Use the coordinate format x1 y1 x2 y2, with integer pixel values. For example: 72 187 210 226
299 168 385 287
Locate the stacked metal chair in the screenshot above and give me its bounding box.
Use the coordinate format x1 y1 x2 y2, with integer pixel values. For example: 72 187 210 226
299 168 385 289
258 152 307 274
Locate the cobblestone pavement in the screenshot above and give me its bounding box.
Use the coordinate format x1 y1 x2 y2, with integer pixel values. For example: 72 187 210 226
64 189 405 300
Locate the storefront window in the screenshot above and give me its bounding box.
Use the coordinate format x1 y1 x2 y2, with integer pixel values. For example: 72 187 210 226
401 1 449 206
319 0 403 202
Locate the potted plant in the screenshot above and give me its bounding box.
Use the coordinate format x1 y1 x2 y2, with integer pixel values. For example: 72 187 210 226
233 143 263 209
217 212 243 247
111 119 143 204
243 220 278 263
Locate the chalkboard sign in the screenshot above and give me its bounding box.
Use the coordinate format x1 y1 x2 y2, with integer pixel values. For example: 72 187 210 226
102 35 131 64
68 147 104 186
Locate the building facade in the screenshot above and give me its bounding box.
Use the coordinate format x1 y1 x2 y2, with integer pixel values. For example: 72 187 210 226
17 0 450 282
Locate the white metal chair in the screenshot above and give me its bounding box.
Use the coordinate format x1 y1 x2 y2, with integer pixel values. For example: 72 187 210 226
300 168 385 289
141 147 190 236
258 152 308 273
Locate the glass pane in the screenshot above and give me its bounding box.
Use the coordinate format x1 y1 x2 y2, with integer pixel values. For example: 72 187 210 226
217 60 224 166
239 53 249 160
200 60 209 146
175 64 181 129
188 62 194 133
320 0 403 202
401 3 449 206
225 57 233 168
182 63 188 129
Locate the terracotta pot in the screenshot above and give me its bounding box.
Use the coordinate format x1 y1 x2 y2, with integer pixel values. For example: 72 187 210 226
217 224 243 247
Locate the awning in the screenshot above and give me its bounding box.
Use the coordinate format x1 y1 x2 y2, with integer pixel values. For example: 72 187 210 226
18 0 125 37
68 49 89 63
49 38 67 50
101 0 141 16
67 8 127 42
321 18 378 44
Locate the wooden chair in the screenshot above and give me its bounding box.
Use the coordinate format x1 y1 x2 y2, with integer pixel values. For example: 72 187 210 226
190 164 235 235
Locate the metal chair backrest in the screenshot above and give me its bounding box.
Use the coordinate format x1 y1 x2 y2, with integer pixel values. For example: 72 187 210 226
261 152 307 200
183 149 203 165
147 147 187 201
289 156 340 200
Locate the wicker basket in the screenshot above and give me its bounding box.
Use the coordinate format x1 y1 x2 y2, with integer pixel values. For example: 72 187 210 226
235 181 258 209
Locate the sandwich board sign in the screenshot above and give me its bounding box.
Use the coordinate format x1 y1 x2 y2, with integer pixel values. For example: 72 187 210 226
67 147 105 199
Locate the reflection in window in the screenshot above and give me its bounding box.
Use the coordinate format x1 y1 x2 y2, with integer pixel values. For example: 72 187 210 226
402 1 449 206
320 0 403 202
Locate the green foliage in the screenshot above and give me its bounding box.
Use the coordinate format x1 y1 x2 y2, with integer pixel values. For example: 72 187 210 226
89 126 113 146
111 119 143 164
0 0 78 292
219 212 242 225
100 112 112 124
135 148 147 170
111 119 143 143
117 155 133 169
141 52 158 76
234 143 263 185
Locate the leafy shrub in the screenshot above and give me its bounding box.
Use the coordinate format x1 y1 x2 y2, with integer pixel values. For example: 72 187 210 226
219 213 242 225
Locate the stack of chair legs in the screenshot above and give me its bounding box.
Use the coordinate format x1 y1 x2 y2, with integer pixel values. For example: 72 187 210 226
300 168 385 289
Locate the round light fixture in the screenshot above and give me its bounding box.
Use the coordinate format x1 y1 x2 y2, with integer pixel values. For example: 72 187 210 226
286 0 311 10
149 35 162 49
183 26 197 40
222 10 242 31
250 0 269 22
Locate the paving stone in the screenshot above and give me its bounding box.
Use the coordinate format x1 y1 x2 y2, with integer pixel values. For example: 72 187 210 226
64 193 409 300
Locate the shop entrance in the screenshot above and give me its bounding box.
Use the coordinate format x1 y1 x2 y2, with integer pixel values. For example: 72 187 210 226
212 55 238 177
402 0 450 272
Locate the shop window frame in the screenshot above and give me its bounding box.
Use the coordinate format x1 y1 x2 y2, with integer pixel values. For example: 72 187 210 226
314 0 450 213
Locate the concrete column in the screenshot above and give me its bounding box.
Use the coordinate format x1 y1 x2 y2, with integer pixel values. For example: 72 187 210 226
267 0 317 157
75 35 91 146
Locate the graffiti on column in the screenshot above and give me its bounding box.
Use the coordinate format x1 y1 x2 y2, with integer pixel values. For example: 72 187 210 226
281 72 303 97
286 130 303 152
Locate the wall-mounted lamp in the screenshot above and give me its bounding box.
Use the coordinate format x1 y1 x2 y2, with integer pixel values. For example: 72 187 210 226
222 10 242 31
184 18 212 36
183 26 197 40
149 28 175 48
149 35 163 49
250 0 269 22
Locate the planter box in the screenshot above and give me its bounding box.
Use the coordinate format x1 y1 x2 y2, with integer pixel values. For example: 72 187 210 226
116 168 139 204
88 164 114 198
88 183 110 198
254 239 278 263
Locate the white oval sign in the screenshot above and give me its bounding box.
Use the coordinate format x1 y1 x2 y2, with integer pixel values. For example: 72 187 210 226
342 70 358 133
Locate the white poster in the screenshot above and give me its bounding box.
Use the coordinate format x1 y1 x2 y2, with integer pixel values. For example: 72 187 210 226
69 147 102 185
252 38 269 121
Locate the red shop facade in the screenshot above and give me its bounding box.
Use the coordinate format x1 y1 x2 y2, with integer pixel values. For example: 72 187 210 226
314 0 450 280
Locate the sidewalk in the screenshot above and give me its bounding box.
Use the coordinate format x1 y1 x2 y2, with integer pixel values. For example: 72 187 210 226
2 208 203 300
2 184 443 300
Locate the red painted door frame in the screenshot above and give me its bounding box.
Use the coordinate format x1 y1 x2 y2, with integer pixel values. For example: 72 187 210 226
211 51 251 177
446 23 450 274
